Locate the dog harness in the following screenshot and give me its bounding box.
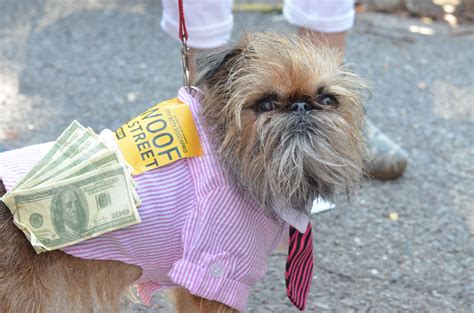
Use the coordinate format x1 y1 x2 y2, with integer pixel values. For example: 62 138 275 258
0 88 316 311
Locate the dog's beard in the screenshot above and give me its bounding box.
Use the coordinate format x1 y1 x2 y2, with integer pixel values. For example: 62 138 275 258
218 109 365 214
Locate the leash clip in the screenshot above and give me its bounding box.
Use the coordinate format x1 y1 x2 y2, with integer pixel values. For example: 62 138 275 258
180 34 191 93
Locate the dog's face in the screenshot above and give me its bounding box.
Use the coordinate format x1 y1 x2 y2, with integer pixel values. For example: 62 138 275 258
197 32 367 214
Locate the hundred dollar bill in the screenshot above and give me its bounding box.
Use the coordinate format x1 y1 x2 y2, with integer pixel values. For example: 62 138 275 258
11 121 86 191
2 165 141 253
57 152 141 207
98 129 137 188
33 150 141 207
24 141 109 189
47 140 136 183
34 150 121 186
24 129 109 188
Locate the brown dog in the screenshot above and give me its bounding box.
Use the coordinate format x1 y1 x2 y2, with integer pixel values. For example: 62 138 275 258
0 32 366 312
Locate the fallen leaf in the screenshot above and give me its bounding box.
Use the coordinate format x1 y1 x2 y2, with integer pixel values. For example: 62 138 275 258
389 212 399 221
417 81 428 89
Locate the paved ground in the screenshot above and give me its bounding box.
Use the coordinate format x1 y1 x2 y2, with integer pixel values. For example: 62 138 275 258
0 1 473 312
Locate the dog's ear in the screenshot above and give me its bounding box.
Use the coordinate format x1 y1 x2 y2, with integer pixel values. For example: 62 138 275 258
195 46 242 87
195 33 254 88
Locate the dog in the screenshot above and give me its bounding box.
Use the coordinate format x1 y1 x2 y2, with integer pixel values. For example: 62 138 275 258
0 32 367 312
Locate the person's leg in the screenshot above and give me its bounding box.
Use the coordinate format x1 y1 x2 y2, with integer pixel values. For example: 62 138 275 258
161 0 233 83
284 0 408 180
284 0 355 53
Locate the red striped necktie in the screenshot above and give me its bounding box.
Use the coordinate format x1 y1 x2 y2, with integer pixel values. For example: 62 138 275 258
285 223 314 311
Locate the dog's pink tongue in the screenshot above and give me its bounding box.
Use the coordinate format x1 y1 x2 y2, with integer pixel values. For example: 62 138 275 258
285 223 313 311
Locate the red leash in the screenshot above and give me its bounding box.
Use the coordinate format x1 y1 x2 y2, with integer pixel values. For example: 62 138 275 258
178 0 188 41
178 0 191 91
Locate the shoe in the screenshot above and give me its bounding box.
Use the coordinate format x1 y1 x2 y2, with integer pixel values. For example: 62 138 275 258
365 120 408 180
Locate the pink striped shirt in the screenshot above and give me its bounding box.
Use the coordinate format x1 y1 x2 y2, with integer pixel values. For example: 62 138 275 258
0 88 297 311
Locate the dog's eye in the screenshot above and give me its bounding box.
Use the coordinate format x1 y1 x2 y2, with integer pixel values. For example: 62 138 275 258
256 100 277 113
318 94 338 106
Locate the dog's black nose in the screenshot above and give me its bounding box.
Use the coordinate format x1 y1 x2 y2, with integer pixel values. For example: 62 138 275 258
290 102 312 114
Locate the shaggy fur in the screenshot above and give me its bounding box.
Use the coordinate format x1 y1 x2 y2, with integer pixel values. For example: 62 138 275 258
0 32 366 312
197 32 367 213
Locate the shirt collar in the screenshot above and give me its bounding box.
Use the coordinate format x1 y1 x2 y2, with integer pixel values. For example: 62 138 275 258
274 197 335 232
273 198 312 233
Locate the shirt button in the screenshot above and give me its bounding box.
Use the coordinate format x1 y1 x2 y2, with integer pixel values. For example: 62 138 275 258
209 263 224 277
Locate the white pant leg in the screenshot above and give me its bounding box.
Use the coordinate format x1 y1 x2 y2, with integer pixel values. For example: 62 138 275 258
161 0 234 49
283 0 355 33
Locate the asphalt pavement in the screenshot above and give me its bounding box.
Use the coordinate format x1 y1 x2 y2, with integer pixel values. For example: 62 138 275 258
0 1 473 312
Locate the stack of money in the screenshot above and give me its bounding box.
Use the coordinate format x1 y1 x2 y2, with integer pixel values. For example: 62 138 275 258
1 121 141 254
